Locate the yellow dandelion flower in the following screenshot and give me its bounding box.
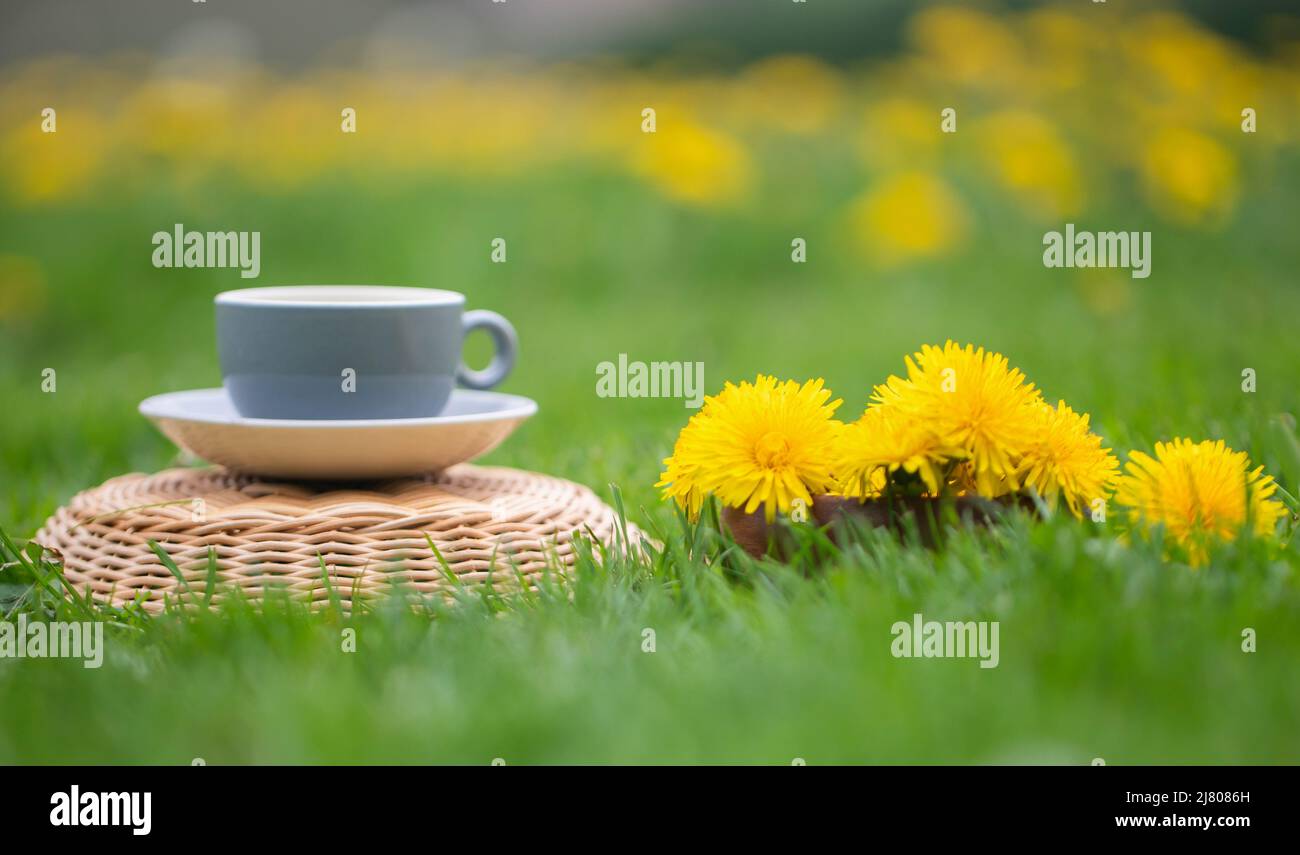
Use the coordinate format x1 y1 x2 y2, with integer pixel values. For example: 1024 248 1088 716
1141 127 1237 227
858 97 939 170
657 375 843 522
1127 12 1236 97
2 109 107 204
655 408 713 520
1018 401 1119 517
975 111 1084 220
633 119 752 206
735 55 842 135
1022 9 1100 92
848 171 968 265
908 7 1026 89
834 404 954 498
1114 438 1287 566
874 342 1042 497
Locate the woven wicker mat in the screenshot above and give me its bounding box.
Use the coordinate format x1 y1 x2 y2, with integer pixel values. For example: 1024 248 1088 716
34 465 642 612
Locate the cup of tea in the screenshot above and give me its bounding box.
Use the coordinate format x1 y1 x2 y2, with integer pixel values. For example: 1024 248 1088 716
215 285 517 420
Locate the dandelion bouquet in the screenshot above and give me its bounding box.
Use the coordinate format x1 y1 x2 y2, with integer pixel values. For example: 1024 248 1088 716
660 342 1117 523
658 340 1290 563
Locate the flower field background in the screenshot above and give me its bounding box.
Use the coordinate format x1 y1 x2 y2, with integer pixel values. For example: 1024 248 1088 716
2 3 1299 762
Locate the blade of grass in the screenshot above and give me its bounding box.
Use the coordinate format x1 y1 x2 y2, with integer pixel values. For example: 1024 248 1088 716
147 539 195 608
204 546 219 609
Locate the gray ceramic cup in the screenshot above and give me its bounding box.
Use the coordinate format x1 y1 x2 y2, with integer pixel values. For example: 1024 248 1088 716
215 285 517 420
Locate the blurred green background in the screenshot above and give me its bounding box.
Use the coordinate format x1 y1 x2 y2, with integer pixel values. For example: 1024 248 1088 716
1 0 1298 763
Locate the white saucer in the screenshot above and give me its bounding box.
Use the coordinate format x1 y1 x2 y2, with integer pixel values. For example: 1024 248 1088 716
140 388 537 480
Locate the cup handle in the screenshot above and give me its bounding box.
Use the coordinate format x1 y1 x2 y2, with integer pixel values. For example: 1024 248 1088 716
457 310 517 390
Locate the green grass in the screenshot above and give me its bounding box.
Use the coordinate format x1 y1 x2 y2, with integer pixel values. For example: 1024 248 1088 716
2 168 1299 763
2 510 1296 764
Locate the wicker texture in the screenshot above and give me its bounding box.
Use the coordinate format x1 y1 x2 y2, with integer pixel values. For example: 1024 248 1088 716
34 466 641 612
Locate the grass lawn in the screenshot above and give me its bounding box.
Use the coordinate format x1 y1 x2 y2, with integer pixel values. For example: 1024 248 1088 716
2 171 1298 764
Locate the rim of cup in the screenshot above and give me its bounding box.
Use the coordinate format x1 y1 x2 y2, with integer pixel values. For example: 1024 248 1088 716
216 285 465 308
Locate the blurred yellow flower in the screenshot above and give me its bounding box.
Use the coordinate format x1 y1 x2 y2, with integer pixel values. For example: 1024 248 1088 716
735 55 842 135
909 6 1026 89
976 111 1084 219
633 119 752 206
859 97 938 169
115 78 238 163
849 171 967 265
1114 438 1286 566
1018 401 1119 517
235 83 338 189
1021 9 1099 92
1128 12 1235 98
873 342 1042 497
2 109 107 203
658 375 843 522
1141 127 1238 226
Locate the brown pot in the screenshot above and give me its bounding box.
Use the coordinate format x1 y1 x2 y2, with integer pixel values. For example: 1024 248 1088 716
721 494 1014 558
